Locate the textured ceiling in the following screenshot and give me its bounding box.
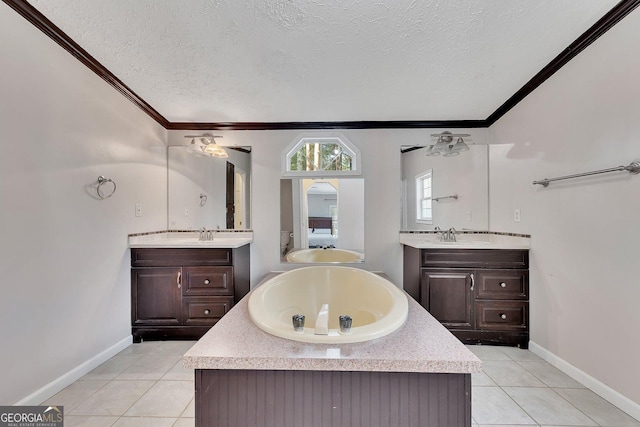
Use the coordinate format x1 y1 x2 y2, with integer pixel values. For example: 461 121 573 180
29 0 620 122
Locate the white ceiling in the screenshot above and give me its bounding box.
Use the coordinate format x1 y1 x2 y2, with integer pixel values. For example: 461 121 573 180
29 0 620 123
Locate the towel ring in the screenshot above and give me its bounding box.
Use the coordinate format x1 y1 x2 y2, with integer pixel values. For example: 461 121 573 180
97 176 116 199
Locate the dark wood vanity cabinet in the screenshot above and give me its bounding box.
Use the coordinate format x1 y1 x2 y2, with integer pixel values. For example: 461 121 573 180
131 247 250 342
404 247 529 348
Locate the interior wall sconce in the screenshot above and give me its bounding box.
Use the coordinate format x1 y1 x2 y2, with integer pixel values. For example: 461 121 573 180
184 134 228 158
425 131 471 157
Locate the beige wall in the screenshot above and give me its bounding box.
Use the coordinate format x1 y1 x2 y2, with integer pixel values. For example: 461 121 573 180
0 4 167 404
489 7 640 408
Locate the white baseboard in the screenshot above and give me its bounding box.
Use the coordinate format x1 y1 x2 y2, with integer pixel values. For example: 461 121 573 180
15 335 132 405
529 341 640 422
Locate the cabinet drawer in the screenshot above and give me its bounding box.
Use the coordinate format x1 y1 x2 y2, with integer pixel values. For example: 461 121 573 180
476 301 528 331
183 266 233 296
183 297 234 326
131 248 232 267
422 249 528 269
476 269 528 300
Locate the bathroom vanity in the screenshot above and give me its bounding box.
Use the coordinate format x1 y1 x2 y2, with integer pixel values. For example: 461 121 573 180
401 232 530 348
183 272 481 427
129 231 251 342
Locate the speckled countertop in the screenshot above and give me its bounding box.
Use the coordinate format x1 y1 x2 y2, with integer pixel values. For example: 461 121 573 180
183 274 482 374
128 230 252 248
399 231 530 249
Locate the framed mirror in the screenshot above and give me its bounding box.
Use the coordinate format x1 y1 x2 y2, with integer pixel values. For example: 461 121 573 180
168 146 251 230
280 178 364 263
401 144 488 230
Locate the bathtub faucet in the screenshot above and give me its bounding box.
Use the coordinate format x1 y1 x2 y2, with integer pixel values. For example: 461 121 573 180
314 304 330 335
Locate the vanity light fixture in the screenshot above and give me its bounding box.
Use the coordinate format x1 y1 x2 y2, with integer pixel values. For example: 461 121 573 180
185 134 228 158
425 132 471 157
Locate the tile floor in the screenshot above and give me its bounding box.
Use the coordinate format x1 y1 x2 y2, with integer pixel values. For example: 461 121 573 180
42 342 640 427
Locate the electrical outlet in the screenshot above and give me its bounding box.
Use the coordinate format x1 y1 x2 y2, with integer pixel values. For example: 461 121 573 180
514 209 521 223
184 207 190 217
466 211 472 221
135 203 142 217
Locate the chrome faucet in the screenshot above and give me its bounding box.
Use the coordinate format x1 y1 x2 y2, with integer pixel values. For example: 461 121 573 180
440 227 457 242
199 227 215 241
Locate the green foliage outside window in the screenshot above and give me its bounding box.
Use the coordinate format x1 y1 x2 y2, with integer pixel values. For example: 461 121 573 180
289 142 353 171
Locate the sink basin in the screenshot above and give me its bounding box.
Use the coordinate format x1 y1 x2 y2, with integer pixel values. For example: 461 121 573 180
248 266 408 343
286 248 363 263
433 240 491 245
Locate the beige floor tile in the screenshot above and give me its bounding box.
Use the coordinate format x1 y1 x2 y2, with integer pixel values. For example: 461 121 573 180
517 361 585 388
162 360 195 381
70 380 155 416
153 341 197 356
173 418 195 427
503 387 597 426
116 355 181 381
82 355 143 381
117 342 161 355
466 345 512 361
125 380 193 418
41 379 108 411
112 416 177 426
482 360 547 387
499 346 542 362
62 415 118 427
554 388 640 427
472 371 497 386
472 386 536 425
180 398 195 418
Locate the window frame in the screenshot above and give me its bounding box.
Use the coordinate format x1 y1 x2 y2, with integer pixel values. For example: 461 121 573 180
416 169 433 224
282 133 361 177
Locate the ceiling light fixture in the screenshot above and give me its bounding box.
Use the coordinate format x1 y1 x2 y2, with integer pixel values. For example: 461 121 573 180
425 132 471 157
184 134 228 158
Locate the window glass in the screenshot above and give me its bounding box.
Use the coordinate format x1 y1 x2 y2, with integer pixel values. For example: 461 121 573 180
416 170 433 223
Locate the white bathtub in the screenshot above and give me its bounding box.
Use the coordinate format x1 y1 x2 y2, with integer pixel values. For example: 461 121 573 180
248 266 408 343
285 248 363 263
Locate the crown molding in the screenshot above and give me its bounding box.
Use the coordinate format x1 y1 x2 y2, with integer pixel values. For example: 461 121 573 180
166 120 488 131
4 0 639 131
2 0 171 128
486 0 640 126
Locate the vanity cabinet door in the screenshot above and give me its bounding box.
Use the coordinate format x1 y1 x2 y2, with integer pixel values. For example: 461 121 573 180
131 267 181 325
420 269 474 329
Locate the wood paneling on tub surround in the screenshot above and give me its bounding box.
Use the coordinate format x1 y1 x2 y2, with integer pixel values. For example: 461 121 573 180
3 0 639 130
195 370 471 427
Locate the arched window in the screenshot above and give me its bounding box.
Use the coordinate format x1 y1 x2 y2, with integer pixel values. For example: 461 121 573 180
282 134 361 177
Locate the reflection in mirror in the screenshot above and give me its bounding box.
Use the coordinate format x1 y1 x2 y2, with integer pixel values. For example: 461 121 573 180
280 178 364 263
168 146 251 230
401 145 488 231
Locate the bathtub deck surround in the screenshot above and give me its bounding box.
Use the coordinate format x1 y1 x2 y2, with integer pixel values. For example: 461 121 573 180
184 272 480 426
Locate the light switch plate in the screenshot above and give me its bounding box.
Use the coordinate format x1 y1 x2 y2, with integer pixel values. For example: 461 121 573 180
514 209 521 222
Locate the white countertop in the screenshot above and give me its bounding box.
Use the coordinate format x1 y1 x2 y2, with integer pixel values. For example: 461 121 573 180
183 273 481 374
129 231 253 248
400 231 530 249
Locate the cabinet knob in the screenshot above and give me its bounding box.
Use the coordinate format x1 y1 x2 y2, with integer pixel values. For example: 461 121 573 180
204 279 210 285
204 309 211 315
500 313 507 320
500 282 507 288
